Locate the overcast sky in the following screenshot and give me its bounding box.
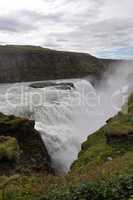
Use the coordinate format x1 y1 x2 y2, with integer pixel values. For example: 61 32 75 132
0 0 133 58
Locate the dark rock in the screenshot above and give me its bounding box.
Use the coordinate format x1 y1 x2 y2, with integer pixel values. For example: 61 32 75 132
29 81 75 90
0 113 52 175
106 132 133 144
0 136 20 176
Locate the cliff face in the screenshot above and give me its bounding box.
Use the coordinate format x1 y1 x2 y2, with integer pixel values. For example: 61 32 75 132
0 113 52 175
0 45 105 83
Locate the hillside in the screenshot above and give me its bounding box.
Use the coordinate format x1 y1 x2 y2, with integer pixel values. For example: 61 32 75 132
0 45 132 84
0 45 105 83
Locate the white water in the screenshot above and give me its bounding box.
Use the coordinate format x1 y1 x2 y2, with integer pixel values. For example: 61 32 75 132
0 65 132 174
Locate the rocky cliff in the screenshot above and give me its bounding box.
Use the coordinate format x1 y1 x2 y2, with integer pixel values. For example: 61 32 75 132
0 113 52 175
0 45 105 83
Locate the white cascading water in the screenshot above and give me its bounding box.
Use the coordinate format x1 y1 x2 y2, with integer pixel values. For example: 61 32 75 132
0 64 132 174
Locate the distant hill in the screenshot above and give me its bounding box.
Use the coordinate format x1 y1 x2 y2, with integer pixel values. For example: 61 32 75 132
0 45 105 83
0 45 132 83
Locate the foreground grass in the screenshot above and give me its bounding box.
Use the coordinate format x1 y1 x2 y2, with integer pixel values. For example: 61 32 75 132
0 174 133 200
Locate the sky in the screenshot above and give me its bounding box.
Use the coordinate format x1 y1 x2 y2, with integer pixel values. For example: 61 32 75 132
0 0 133 58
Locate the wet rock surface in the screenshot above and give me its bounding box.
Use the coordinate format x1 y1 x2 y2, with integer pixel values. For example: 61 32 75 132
29 81 75 90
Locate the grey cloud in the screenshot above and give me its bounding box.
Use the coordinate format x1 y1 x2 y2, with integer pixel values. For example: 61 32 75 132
62 0 106 26
0 9 64 33
19 10 64 23
0 1 107 36
40 0 107 27
0 16 36 32
44 41 62 48
0 0 132 57
44 18 133 53
39 0 133 55
82 18 133 50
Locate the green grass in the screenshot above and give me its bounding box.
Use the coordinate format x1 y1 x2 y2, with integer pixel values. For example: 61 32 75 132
0 45 50 53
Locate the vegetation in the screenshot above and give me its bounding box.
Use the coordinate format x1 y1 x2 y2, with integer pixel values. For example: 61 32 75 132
0 45 105 83
0 175 20 200
0 113 27 128
0 136 20 161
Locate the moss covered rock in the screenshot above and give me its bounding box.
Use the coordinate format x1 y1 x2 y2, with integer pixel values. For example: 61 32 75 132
0 136 20 175
0 136 20 161
0 113 52 175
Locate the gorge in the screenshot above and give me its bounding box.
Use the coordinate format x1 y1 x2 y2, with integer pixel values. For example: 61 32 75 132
0 59 132 174
0 45 133 200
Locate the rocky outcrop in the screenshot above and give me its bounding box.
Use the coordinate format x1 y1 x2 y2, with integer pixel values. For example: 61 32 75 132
0 45 105 83
29 81 75 90
0 113 52 175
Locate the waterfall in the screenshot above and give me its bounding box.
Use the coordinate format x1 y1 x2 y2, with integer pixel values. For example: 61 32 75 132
0 64 132 174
